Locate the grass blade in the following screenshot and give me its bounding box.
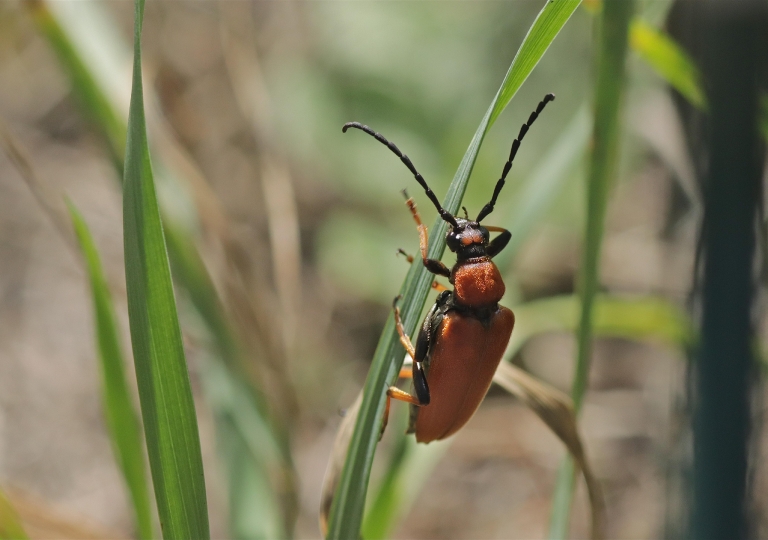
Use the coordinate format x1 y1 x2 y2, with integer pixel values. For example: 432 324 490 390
509 294 693 355
123 0 209 537
549 1 634 537
326 3 582 537
32 1 294 533
27 1 126 168
68 202 154 540
630 19 707 111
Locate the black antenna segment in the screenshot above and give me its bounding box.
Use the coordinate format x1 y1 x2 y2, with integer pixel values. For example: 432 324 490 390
476 93 555 222
343 122 459 227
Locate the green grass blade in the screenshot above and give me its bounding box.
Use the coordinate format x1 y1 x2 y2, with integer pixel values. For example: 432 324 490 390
123 0 209 537
550 1 634 538
509 294 693 356
68 202 154 540
0 489 27 540
201 359 287 540
326 2 581 538
489 0 583 125
362 431 449 540
32 1 293 533
28 1 126 168
630 18 707 111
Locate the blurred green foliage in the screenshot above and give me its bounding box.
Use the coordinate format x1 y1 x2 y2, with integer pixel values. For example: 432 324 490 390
9 0 725 537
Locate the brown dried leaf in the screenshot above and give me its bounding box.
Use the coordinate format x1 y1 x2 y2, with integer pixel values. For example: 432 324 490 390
493 362 605 540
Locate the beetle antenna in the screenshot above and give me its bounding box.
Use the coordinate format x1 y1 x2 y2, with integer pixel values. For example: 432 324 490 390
343 122 459 227
476 93 555 222
462 206 469 219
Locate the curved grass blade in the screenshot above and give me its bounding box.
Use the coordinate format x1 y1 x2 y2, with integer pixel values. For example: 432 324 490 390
494 362 604 540
123 0 209 537
630 19 707 111
68 202 154 540
326 4 582 537
550 1 634 537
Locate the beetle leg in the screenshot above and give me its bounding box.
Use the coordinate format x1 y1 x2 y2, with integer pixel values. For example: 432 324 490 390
392 296 417 359
403 192 451 277
432 281 449 292
392 296 431 404
485 225 512 258
396 248 415 264
381 297 434 439
398 366 413 379
396 249 448 292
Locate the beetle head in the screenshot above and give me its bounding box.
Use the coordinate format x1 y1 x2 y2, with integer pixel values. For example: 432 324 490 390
446 219 490 261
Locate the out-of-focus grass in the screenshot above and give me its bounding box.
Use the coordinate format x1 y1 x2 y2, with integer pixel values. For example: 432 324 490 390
550 0 635 537
0 489 27 540
325 1 581 538
123 0 209 537
630 19 707 111
68 202 154 540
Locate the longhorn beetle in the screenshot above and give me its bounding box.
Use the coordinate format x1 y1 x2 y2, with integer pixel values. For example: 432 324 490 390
343 93 555 443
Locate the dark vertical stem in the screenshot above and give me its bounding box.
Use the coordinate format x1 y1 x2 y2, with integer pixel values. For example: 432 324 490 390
693 2 765 539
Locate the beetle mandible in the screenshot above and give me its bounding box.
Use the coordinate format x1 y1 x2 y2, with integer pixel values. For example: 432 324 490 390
342 93 555 443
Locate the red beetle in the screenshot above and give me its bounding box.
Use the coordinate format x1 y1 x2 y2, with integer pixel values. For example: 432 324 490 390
343 93 554 443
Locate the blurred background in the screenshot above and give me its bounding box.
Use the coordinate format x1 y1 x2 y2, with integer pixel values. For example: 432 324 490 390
0 0 763 538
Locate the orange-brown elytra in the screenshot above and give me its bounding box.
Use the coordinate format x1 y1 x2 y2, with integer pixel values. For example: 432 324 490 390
342 93 555 443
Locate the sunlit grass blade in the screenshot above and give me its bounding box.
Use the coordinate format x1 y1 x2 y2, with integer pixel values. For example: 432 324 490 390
27 1 126 168
68 202 154 540
550 1 634 538
509 294 693 355
0 489 27 540
123 0 209 537
360 293 690 538
326 4 582 536
630 19 707 111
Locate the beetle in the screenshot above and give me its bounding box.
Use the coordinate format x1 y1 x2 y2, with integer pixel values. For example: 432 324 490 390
342 93 555 443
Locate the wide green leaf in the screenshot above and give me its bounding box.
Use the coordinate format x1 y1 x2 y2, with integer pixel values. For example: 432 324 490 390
68 202 154 540
325 2 581 537
630 19 707 111
123 0 209 537
550 1 635 537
